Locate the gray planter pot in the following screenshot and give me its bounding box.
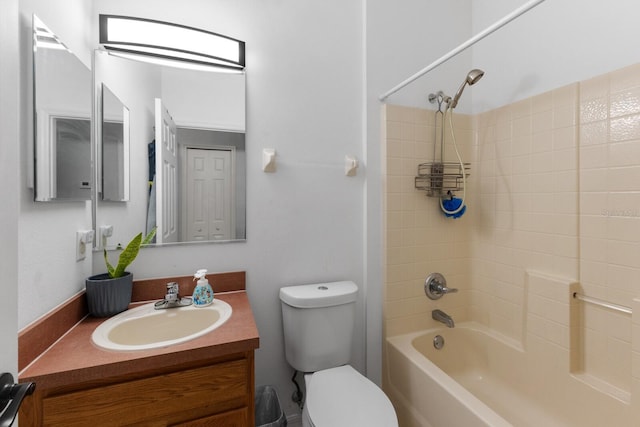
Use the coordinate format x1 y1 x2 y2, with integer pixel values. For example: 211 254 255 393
85 272 133 317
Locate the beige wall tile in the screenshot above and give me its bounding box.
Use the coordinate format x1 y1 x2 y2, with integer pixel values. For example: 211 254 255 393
610 63 640 93
384 63 640 401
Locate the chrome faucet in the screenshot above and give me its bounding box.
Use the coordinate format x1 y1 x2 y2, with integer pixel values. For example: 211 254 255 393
425 273 458 300
154 282 193 309
432 309 455 328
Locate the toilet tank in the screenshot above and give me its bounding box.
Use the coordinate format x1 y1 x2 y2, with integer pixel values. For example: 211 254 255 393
280 281 358 373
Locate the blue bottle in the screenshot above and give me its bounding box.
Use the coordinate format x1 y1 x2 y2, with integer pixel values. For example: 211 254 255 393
192 269 214 307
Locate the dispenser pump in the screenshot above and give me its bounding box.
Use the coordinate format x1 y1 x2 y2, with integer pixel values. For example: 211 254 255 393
192 269 214 307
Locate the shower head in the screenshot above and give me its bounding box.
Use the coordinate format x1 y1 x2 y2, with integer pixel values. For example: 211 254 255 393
466 68 485 85
449 69 485 109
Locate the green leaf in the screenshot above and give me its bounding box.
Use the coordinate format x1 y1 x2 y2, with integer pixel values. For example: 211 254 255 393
142 227 157 246
103 227 157 279
104 249 115 278
112 232 142 278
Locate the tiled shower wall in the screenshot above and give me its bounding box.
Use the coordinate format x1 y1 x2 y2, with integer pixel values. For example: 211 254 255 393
383 105 474 336
578 64 640 394
472 83 580 343
384 63 640 395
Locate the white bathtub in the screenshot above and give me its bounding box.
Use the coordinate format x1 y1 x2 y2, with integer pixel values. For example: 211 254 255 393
385 322 632 427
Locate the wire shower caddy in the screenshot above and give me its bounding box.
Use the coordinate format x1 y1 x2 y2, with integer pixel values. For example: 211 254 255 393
415 161 470 196
414 91 470 197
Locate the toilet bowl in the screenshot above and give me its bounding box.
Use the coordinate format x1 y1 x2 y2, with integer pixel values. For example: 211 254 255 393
279 281 397 427
302 365 397 427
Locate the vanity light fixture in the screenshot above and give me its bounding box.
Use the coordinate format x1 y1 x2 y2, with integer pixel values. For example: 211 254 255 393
98 15 245 72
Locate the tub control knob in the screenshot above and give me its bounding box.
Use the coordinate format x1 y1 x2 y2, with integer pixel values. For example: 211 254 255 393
425 273 458 300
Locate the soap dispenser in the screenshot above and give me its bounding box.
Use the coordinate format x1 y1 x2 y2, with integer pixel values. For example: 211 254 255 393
192 269 214 307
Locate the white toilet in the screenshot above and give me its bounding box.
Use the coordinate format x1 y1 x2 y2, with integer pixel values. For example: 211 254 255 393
280 281 398 427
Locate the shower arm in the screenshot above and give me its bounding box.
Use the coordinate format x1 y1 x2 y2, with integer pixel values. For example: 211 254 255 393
378 0 547 101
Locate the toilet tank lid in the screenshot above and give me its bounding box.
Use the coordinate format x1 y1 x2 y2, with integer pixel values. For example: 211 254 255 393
279 281 358 308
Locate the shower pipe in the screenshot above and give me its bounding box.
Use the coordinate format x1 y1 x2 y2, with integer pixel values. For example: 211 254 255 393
572 292 632 315
378 0 547 101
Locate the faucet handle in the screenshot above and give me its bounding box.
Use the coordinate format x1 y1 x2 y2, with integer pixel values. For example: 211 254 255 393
425 273 458 300
165 282 179 302
438 284 458 294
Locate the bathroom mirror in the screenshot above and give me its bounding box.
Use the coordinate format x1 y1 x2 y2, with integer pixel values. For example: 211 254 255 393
94 50 246 247
101 84 129 202
33 15 92 202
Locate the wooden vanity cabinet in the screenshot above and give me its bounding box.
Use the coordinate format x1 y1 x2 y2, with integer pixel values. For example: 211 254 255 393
19 351 255 426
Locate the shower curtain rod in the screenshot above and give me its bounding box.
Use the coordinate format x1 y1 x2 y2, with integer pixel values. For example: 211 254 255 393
378 0 547 101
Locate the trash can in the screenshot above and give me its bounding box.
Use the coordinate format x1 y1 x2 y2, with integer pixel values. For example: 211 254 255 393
255 385 287 427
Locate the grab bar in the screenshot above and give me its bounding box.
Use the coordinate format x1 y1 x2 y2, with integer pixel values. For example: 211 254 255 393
572 292 632 315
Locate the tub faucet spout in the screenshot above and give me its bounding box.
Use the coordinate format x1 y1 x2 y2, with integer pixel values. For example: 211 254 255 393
432 309 455 328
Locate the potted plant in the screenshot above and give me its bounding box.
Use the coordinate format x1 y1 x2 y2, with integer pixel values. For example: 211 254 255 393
85 229 156 317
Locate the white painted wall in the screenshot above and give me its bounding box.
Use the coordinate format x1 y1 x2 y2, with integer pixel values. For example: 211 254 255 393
0 0 20 378
472 0 640 113
369 0 473 110
371 0 640 115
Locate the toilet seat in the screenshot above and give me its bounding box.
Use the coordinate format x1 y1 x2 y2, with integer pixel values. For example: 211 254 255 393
304 365 397 427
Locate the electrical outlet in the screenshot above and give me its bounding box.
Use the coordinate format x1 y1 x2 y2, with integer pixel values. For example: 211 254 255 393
76 230 94 262
99 225 114 249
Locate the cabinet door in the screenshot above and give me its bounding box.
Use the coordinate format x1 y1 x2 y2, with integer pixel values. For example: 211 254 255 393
173 407 248 427
41 359 250 426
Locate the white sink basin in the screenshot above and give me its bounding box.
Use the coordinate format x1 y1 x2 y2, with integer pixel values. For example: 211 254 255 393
92 299 232 351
